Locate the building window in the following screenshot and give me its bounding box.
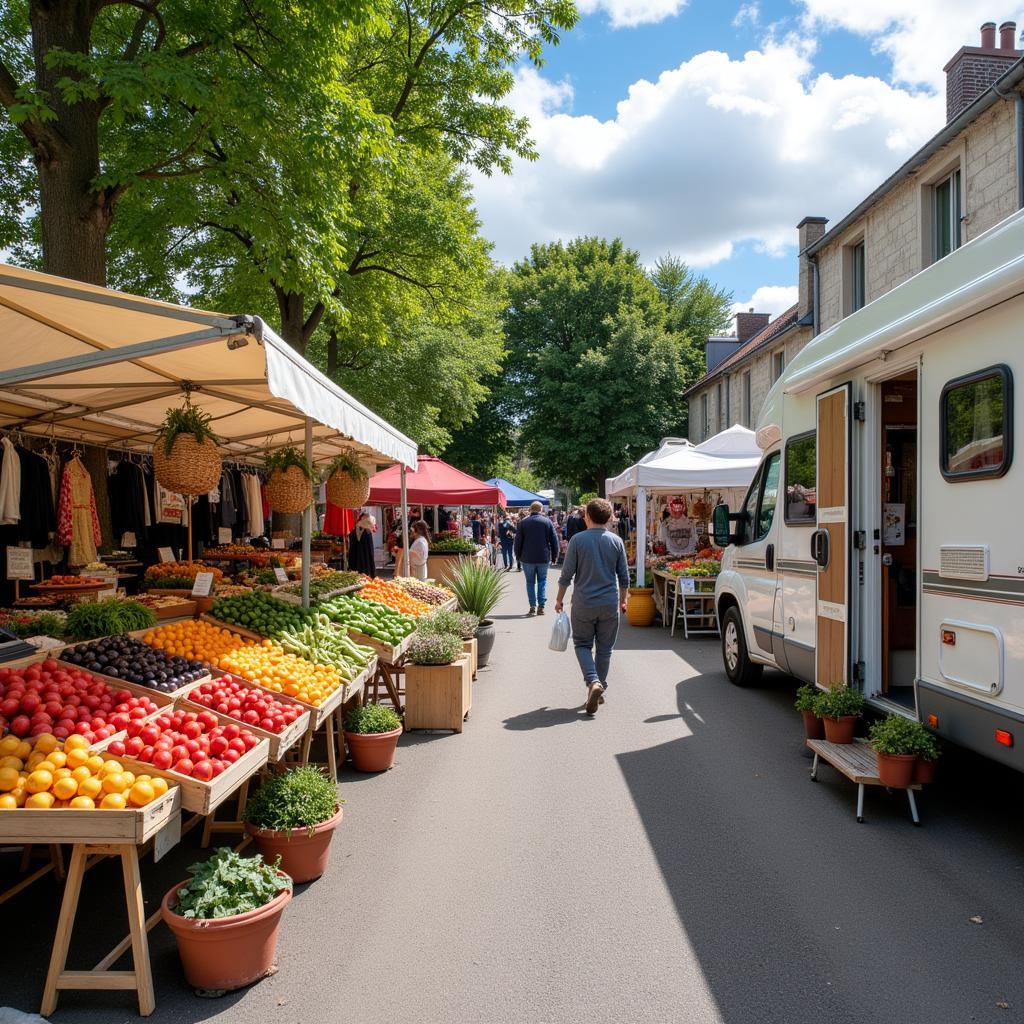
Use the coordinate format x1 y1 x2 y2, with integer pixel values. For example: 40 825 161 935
933 169 962 262
784 432 816 524
851 240 866 311
772 350 785 383
941 364 1012 480
742 371 752 426
716 382 724 431
701 393 709 440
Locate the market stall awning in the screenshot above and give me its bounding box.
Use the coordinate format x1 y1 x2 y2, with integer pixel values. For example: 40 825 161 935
369 455 505 506
0 263 417 470
604 437 692 497
485 478 549 507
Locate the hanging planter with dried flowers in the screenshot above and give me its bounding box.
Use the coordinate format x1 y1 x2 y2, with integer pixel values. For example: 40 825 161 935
266 447 315 514
324 450 370 508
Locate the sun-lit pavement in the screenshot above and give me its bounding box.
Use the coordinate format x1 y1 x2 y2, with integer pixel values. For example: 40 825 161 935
4 565 1024 1024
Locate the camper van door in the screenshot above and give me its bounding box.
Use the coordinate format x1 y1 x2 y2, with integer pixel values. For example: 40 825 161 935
814 384 851 687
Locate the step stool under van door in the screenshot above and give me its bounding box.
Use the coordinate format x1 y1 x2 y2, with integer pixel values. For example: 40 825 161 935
813 384 851 687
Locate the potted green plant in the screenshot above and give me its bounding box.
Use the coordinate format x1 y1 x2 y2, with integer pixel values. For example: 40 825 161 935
152 402 222 495
811 684 865 744
160 848 291 992
343 702 403 771
242 767 343 883
442 559 507 667
324 450 369 509
403 631 471 732
794 684 824 740
266 447 314 514
868 714 925 788
913 728 941 784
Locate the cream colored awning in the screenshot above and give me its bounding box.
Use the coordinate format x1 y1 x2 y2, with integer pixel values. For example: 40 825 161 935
0 263 418 470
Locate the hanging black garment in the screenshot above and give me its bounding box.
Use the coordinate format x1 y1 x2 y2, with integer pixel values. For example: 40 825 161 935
16 447 56 548
108 459 148 545
347 526 376 577
219 470 237 528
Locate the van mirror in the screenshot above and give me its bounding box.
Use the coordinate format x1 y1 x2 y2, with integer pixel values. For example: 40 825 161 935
712 503 731 547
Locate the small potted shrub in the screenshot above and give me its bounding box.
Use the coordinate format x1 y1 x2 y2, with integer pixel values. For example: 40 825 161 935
324 450 369 508
266 447 314 514
913 728 941 784
152 403 222 495
418 609 481 678
243 766 343 883
160 848 292 992
344 703 403 771
794 684 824 740
443 559 506 667
868 714 924 788
404 631 471 733
812 684 865 744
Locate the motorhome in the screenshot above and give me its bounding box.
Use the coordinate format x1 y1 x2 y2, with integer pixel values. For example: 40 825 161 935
712 207 1024 772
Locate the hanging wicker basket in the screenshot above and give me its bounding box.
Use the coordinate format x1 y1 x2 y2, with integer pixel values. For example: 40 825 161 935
266 466 313 514
152 434 222 496
326 469 370 509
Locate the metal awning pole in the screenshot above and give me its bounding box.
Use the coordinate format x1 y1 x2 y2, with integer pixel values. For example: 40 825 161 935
400 464 409 577
301 418 312 608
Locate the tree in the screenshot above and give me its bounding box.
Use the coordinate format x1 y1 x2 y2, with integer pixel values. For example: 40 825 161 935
650 254 733 346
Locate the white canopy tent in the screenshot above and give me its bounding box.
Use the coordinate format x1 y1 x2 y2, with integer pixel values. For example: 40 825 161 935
604 436 691 498
0 263 418 604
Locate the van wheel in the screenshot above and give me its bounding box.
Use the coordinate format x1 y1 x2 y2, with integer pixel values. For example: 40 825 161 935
721 607 763 687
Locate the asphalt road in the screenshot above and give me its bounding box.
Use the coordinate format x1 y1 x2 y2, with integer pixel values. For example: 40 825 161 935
3 565 1024 1024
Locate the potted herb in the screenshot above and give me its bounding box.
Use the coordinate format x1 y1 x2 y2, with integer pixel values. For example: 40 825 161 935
324 450 369 509
266 447 314 514
160 848 291 991
811 684 865 744
343 702 403 772
64 597 157 640
868 714 924 788
153 402 222 496
406 631 464 666
794 684 824 740
442 559 507 667
242 767 343 883
913 728 941 784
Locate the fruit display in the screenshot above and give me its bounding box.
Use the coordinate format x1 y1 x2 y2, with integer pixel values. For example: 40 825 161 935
36 575 101 589
275 616 375 679
144 561 225 586
275 570 361 601
0 609 67 639
0 733 171 809
0 659 159 743
135 594 196 612
209 591 314 638
391 577 455 606
219 643 351 707
187 678 305 734
211 583 253 598
60 636 207 692
319 595 417 646
235 567 281 588
143 620 255 671
106 706 261 780
64 598 156 640
358 578 432 617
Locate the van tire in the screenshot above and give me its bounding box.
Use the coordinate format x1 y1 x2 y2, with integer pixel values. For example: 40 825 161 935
721 606 763 687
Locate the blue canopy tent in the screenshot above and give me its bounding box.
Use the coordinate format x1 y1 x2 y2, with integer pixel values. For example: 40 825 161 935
486 477 550 508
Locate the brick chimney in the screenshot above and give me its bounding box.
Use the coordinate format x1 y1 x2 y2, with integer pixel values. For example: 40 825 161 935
945 21 1020 123
797 216 827 324
735 309 769 343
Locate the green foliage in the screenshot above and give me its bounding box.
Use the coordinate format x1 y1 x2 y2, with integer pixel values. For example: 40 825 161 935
406 630 464 666
157 405 216 457
266 447 314 481
577 492 598 506
418 608 478 640
914 729 941 763
812 684 865 719
324 451 367 483
651 254 733 344
429 537 478 554
172 849 291 921
242 767 339 835
344 702 402 734
869 715 931 756
794 685 819 713
442 558 507 620
65 599 156 641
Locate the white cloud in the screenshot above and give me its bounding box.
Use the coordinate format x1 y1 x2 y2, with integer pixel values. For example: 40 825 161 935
577 0 688 29
731 285 798 321
473 41 943 269
733 3 760 28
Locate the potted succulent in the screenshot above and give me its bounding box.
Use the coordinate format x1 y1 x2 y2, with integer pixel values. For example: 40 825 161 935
868 714 925 788
812 684 865 744
266 447 314 514
403 631 471 732
160 848 291 992
443 559 506 668
794 684 824 740
343 702 403 772
152 402 222 496
324 450 369 509
242 766 343 883
913 728 941 784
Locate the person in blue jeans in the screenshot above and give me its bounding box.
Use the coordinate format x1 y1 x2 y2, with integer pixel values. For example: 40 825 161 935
513 500 560 616
498 515 516 570
555 498 630 715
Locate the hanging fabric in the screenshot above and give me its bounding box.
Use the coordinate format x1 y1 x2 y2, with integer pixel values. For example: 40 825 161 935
0 437 21 525
58 456 101 565
17 446 56 548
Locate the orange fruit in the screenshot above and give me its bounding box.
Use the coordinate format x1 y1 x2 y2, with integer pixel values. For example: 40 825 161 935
0 736 18 756
85 755 105 775
25 769 54 794
99 760 123 777
0 755 22 771
63 734 90 751
0 793 18 809
66 748 89 769
69 796 95 809
25 791 55 809
34 760 56 775
99 792 127 810
101 772 129 795
47 750 67 769
14 741 31 761
33 734 58 755
53 768 72 780
77 777 102 800
128 780 155 807
150 777 169 797
71 765 91 783
122 771 136 788
0 766 20 792
53 777 78 801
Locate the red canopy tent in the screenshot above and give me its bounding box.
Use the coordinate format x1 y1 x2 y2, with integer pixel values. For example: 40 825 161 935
367 455 506 507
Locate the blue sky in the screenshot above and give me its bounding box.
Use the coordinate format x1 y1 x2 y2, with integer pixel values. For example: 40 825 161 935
471 1 1024 318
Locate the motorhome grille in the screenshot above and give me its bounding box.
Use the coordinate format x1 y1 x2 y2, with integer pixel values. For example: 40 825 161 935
939 545 989 581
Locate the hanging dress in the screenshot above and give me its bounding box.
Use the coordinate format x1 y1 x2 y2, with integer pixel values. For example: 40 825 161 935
58 457 101 565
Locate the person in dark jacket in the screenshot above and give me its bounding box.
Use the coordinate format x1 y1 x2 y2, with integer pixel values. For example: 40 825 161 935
347 512 377 577
497 514 515 570
564 507 586 544
513 500 560 616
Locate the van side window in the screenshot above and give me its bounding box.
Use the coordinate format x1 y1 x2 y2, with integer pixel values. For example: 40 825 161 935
941 365 1013 480
784 433 817 523
755 453 781 540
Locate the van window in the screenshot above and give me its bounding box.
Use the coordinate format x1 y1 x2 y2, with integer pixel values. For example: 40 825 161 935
755 453 781 540
741 465 762 543
784 433 816 523
941 365 1013 480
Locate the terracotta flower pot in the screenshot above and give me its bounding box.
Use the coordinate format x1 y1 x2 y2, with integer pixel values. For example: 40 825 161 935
822 714 858 744
801 709 825 740
913 758 937 785
344 726 402 772
161 877 291 991
625 587 656 627
475 620 496 667
245 806 343 884
876 751 916 788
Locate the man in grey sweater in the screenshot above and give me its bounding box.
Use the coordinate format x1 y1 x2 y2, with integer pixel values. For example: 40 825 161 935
554 498 630 715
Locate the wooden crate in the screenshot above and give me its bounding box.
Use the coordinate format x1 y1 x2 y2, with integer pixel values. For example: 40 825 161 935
54 658 209 701
177 693 311 761
149 599 198 620
0 781 181 845
343 627 411 666
403 656 472 733
115 737 269 816
462 637 478 678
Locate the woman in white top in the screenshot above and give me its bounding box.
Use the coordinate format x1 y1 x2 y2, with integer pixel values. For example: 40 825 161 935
408 519 431 580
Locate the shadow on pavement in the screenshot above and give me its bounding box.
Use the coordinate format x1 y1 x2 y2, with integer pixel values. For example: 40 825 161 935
502 705 589 730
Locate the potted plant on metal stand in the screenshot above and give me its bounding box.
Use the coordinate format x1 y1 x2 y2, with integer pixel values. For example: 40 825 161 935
868 714 922 788
443 559 507 668
913 728 941 784
811 684 865 744
794 684 824 740
343 703 403 771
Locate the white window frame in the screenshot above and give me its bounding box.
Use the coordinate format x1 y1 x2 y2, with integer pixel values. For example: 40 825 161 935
933 168 962 262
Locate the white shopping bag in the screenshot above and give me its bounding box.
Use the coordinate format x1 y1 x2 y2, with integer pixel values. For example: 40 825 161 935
548 610 571 652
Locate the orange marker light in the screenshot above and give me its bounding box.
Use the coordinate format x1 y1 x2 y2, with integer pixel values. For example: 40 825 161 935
995 729 1013 748
927 714 939 728
942 630 956 646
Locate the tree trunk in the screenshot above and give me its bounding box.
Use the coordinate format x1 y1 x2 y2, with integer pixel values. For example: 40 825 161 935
276 288 308 355
30 0 109 285
326 329 338 376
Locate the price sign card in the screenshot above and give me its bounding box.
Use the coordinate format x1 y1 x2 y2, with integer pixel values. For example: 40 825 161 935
191 571 215 597
6 547 34 581
120 532 137 548
157 547 176 563
679 578 696 594
218 527 233 545
271 538 286 549
273 567 289 584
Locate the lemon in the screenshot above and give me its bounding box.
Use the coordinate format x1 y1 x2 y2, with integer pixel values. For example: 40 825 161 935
25 791 55 809
0 766 20 792
77 777 102 800
0 793 18 809
33 734 58 755
69 796 95 809
150 778 169 797
47 750 67 769
66 748 89 769
0 736 20 756
99 792 127 810
53 777 78 801
128 780 156 807
101 772 128 795
99 759 123 777
25 769 54 794
63 734 89 751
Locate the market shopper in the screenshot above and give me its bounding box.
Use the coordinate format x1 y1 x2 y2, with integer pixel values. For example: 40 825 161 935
555 498 629 715
347 512 377 578
513 500 560 616
498 515 515 570
408 519 431 581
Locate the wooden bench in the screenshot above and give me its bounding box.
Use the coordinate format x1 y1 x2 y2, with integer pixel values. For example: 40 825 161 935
807 738 922 825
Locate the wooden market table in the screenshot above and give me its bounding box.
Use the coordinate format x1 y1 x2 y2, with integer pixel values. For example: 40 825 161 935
652 570 719 638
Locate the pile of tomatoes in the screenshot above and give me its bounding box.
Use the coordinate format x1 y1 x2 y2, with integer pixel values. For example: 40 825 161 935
188 677 304 734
